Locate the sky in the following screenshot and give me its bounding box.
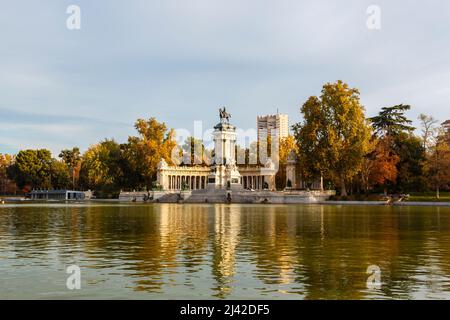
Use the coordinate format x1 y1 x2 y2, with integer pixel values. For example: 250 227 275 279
0 0 449 155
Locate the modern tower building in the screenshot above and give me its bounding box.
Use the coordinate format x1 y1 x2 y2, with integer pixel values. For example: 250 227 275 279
257 113 289 142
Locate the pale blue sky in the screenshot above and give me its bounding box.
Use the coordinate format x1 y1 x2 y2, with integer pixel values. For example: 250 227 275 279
1 0 449 155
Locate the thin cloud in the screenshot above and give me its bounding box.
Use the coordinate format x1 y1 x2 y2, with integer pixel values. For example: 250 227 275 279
0 0 449 154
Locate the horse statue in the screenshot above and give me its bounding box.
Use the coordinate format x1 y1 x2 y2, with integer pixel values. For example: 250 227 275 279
219 107 231 123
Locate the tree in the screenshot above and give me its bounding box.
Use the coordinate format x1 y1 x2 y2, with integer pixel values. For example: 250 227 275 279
79 140 124 197
78 118 178 195
125 118 177 190
8 149 53 191
367 137 400 195
181 137 205 165
275 136 297 190
292 96 328 186
393 132 426 192
0 154 17 195
370 104 415 137
246 141 259 165
50 160 71 189
418 114 438 150
80 144 103 191
59 147 81 188
370 104 425 193
293 81 372 196
424 128 450 198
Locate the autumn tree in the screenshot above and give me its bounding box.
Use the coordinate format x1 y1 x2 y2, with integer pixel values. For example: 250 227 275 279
275 136 297 190
292 96 328 187
125 118 177 190
293 81 372 196
78 118 177 195
370 104 425 193
0 154 17 195
367 138 400 195
424 127 450 198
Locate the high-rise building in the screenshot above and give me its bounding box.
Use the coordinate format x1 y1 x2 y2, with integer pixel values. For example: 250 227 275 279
443 120 450 143
257 113 289 142
443 120 450 133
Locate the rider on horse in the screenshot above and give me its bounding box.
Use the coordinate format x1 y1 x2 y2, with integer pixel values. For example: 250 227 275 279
219 107 231 123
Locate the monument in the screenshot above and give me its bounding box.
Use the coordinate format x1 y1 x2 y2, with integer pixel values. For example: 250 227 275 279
140 106 335 203
207 107 242 190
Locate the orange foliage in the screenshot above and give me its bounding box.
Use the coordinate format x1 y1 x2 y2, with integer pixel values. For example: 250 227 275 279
369 138 400 187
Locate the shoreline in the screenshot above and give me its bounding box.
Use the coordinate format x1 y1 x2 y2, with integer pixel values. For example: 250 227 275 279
318 200 450 207
1 198 450 207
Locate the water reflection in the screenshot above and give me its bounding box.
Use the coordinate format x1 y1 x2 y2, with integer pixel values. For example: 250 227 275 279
0 203 450 299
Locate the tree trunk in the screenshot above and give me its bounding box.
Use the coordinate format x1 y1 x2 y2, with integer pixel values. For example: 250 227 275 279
72 168 75 189
340 176 347 196
437 186 440 199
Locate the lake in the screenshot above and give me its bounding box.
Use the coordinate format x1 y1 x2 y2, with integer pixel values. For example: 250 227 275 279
1 203 450 299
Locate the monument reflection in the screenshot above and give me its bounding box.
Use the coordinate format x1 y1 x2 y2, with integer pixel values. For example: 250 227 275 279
1 203 450 299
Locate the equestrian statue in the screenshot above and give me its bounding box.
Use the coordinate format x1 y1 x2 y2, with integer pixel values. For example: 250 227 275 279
219 107 231 123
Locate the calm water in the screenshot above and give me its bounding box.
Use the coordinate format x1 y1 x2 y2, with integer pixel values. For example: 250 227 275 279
1 203 450 299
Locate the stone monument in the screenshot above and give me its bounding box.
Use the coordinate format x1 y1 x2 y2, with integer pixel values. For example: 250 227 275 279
207 107 242 190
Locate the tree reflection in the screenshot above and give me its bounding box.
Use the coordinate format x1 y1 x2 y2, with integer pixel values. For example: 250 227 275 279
1 203 450 299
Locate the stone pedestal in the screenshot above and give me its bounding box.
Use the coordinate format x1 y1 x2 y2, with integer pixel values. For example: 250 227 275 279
207 118 242 190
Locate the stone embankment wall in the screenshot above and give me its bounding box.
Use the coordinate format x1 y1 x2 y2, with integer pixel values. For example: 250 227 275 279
118 190 336 204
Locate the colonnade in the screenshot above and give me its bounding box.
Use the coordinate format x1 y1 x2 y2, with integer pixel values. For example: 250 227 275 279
167 175 207 190
241 175 266 190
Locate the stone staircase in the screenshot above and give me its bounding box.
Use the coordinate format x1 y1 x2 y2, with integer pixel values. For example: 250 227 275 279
153 193 180 203
183 189 228 203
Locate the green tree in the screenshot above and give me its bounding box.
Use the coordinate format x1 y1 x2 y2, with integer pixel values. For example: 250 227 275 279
8 149 53 191
370 104 415 137
393 133 426 192
59 147 81 188
181 136 205 165
293 81 372 196
79 140 124 197
50 160 71 189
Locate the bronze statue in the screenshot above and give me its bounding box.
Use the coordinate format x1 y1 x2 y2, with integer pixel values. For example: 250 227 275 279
219 107 231 123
